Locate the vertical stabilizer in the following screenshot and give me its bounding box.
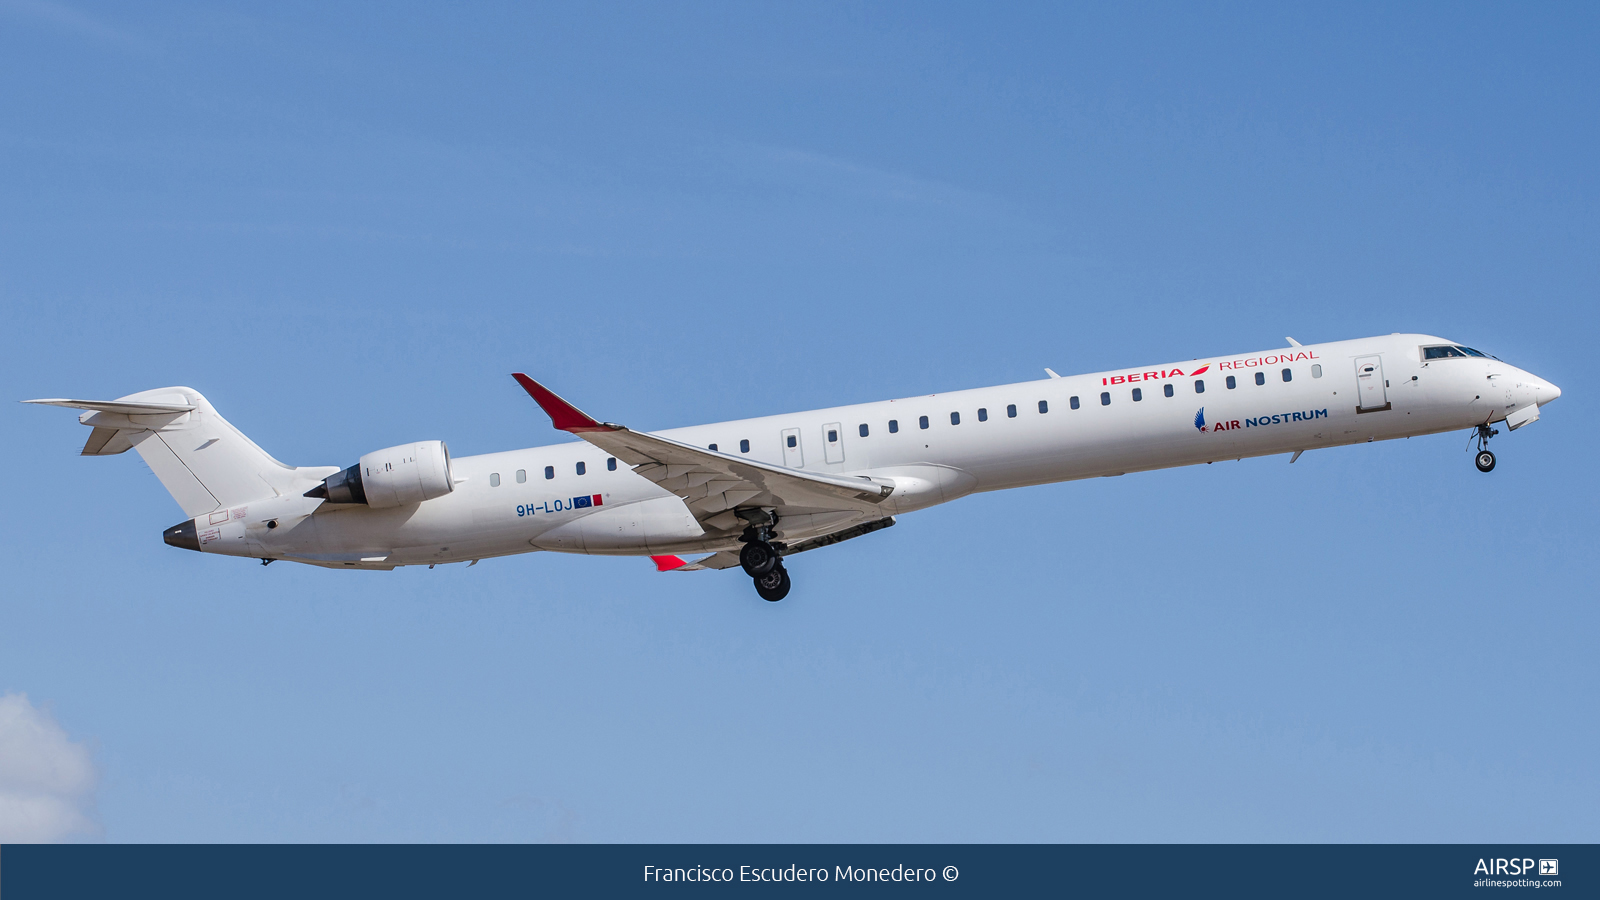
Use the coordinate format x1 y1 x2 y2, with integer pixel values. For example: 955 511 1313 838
25 388 330 516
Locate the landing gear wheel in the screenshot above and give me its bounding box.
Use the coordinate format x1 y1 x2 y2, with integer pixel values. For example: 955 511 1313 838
1475 450 1496 473
754 564 790 602
739 540 779 577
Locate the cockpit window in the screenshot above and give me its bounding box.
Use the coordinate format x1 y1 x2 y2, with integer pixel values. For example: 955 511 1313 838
1424 345 1491 360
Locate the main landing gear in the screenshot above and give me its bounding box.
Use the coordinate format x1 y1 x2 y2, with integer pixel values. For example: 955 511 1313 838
738 514 791 601
1472 422 1499 473
754 564 791 602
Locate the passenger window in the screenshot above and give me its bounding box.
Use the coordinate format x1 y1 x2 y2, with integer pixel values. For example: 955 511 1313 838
786 435 797 448
1226 375 1237 390
708 444 717 452
1281 368 1292 382
1311 364 1322 378
544 466 554 480
1100 392 1110 406
576 461 586 475
950 412 960 425
740 440 750 453
1255 371 1265 386
1194 379 1205 394
827 430 837 442
1163 384 1173 398
889 419 899 433
1132 388 1143 402
977 408 987 422
1038 400 1048 414
1070 396 1079 409
1007 404 1017 418
607 457 617 471
490 472 500 487
919 415 929 430
858 424 869 437
516 469 527 483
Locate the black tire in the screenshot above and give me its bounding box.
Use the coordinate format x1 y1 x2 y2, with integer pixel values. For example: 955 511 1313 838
1475 450 1496 473
739 540 779 577
754 565 790 602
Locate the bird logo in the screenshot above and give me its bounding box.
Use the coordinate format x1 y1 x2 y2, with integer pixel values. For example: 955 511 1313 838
1194 407 1207 432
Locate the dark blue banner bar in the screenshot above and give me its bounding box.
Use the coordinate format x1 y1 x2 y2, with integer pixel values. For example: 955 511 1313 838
2 844 1592 898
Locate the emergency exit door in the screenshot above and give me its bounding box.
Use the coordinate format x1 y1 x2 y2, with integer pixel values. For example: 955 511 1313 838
1355 356 1388 410
822 422 845 464
780 427 803 467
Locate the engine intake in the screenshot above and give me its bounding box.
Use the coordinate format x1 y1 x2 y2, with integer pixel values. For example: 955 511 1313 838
306 440 455 508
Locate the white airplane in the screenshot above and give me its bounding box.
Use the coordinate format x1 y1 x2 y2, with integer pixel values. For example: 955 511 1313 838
28 333 1560 601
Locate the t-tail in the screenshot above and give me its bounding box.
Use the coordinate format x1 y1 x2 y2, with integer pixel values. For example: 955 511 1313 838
23 388 336 548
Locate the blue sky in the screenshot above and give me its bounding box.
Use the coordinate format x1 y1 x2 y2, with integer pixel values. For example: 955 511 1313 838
1 1 1595 842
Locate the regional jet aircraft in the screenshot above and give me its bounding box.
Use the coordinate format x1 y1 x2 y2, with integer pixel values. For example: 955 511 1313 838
27 334 1560 601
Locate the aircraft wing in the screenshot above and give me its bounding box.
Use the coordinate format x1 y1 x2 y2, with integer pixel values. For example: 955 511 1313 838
512 375 894 533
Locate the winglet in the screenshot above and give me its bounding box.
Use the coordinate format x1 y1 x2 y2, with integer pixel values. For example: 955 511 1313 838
651 555 689 572
511 374 615 433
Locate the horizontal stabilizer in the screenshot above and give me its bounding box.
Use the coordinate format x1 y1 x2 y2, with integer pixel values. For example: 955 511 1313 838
23 398 195 415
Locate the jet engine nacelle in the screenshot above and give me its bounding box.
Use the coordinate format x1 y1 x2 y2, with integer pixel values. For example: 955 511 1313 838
312 440 455 508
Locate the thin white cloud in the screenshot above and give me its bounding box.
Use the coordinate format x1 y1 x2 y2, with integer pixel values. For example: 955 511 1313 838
0 0 156 53
721 141 1009 211
0 692 99 843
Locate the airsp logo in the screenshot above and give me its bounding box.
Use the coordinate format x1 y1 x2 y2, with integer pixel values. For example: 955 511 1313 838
1474 858 1550 876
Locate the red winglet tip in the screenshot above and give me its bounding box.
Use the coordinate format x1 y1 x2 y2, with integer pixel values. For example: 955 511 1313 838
511 373 607 432
651 555 688 572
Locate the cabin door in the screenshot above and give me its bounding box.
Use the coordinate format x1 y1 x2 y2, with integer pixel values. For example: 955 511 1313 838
780 427 804 467
1355 356 1388 410
822 422 845 464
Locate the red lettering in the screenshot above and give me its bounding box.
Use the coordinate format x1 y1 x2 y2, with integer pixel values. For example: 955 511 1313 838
1143 371 1158 381
1231 420 1241 430
1110 375 1124 384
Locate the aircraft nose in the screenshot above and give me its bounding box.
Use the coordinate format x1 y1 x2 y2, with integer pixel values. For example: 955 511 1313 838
1537 378 1562 406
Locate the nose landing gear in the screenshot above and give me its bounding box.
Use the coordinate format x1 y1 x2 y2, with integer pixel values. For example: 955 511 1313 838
1472 422 1499 473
